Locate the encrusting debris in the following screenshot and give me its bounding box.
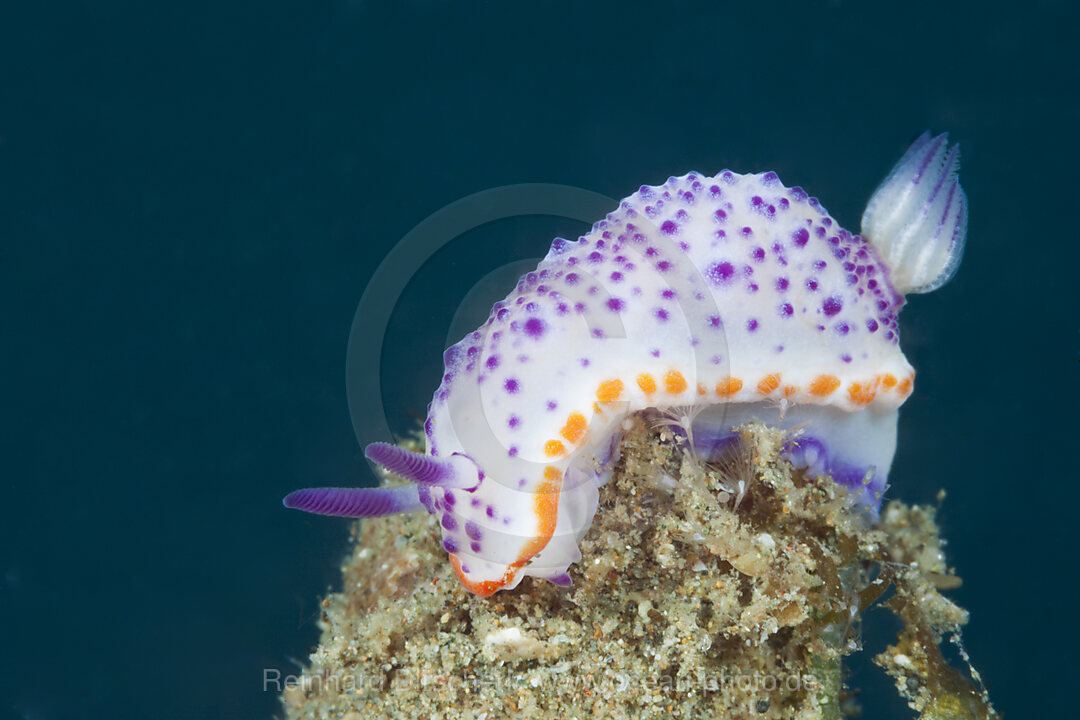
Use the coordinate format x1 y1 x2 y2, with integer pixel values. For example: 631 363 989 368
280 419 996 719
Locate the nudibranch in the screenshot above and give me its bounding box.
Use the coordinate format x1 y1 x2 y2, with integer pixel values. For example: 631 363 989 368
286 132 968 597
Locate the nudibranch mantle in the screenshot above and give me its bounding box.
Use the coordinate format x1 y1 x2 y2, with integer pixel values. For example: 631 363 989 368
286 132 968 597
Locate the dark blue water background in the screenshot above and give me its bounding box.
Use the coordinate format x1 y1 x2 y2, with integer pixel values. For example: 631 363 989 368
1 2 1075 718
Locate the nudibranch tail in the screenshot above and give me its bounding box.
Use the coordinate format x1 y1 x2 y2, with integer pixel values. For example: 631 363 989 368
364 442 478 489
861 131 968 294
283 484 424 518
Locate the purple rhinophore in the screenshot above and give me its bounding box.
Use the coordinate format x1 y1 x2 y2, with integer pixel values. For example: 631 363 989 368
365 442 459 486
282 484 424 518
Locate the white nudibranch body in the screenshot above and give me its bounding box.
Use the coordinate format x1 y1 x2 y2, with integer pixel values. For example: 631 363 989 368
285 132 968 597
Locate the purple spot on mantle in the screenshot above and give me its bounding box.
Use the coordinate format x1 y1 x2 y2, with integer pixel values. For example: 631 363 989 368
661 220 678 234
523 317 545 338
706 261 735 285
607 298 625 312
822 296 843 317
504 378 520 393
747 318 759 332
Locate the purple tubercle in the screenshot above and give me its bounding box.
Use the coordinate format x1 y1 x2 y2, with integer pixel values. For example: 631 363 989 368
707 261 735 286
523 317 545 338
283 484 424 518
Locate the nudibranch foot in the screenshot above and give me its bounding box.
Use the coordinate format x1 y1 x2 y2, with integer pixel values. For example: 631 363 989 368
690 402 895 510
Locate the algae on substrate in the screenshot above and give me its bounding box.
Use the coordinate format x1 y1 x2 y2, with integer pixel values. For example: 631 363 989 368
280 418 995 719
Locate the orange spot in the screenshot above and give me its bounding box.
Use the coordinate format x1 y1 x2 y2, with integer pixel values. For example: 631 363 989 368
637 373 657 395
847 381 877 405
596 379 624 404
881 373 898 389
809 375 841 396
757 373 781 396
783 385 798 398
560 412 587 444
448 467 562 597
592 401 602 414
544 440 566 457
897 375 914 396
716 376 743 397
664 370 688 394
697 382 708 396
